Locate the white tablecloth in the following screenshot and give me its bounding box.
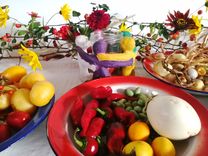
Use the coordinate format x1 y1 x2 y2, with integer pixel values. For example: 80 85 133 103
0 58 207 156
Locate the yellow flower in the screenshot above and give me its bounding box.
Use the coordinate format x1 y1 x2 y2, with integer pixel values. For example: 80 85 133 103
119 23 131 32
189 15 202 35
18 45 42 71
0 6 9 27
60 4 71 21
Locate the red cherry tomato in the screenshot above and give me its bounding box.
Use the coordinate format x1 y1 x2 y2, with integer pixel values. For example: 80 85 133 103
6 111 31 129
0 85 4 90
0 122 10 142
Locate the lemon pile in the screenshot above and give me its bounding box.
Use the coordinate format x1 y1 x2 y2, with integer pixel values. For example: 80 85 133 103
1 65 55 114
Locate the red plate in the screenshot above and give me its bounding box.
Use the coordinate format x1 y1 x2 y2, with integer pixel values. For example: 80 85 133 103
47 76 208 156
142 57 208 96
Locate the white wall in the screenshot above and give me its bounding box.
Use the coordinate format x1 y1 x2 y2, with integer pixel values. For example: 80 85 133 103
0 0 206 35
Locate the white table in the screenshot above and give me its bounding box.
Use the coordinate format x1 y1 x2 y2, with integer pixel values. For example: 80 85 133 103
0 58 207 156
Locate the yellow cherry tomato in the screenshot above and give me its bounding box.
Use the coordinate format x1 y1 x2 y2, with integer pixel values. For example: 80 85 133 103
128 121 150 141
11 88 37 114
122 141 153 156
151 137 176 156
19 72 46 89
0 93 10 110
1 65 27 83
30 81 55 106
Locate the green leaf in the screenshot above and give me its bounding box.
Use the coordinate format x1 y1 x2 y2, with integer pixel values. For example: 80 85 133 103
152 34 158 40
17 30 27 36
98 4 109 11
43 36 48 42
24 34 30 40
72 11 81 17
12 38 17 43
139 24 145 31
1 42 6 47
150 23 155 34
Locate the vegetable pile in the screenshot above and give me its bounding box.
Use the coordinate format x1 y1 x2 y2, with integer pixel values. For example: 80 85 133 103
0 65 55 143
70 86 176 156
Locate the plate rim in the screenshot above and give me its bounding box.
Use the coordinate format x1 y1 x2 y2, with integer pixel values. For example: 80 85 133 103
47 76 208 156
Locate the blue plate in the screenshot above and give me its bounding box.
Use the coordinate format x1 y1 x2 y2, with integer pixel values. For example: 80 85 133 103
0 95 55 152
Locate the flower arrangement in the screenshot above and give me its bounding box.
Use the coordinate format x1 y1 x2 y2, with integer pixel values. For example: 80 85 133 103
0 2 208 72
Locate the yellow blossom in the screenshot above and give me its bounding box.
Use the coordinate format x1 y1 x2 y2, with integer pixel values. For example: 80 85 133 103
60 4 71 21
18 45 42 71
0 6 9 27
189 15 202 35
119 23 131 32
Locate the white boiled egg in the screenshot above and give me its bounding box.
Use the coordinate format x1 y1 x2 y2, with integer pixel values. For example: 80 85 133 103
146 95 201 140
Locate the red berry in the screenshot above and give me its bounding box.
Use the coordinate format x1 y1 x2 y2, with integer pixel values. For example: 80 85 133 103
157 38 163 42
147 33 151 37
87 47 92 53
0 85 4 90
15 24 22 28
43 26 49 31
190 34 196 41
198 10 202 15
182 42 188 49
145 45 151 51
6 111 31 129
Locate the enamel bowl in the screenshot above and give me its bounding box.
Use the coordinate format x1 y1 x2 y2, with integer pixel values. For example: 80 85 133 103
47 76 208 156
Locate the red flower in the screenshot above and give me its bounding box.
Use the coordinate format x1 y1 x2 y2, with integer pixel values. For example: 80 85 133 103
28 12 41 18
166 10 198 32
58 25 71 40
86 10 110 30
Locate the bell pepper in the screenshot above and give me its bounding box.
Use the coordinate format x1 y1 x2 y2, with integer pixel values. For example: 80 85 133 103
114 107 136 126
106 122 126 154
74 128 99 156
80 99 99 136
90 86 112 99
70 96 84 126
86 117 105 138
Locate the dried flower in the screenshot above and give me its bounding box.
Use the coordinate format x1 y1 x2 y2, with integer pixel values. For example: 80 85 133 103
18 45 42 71
86 9 110 30
166 10 198 32
0 6 9 27
60 4 71 21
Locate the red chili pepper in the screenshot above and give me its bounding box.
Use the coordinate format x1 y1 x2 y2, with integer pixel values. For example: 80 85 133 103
0 122 10 142
6 111 31 129
86 117 105 138
74 128 99 156
80 99 99 136
90 86 112 99
107 122 126 154
70 96 84 126
114 107 136 126
107 93 126 102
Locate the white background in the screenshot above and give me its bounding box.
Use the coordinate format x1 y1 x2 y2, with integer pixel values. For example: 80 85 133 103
0 1 207 156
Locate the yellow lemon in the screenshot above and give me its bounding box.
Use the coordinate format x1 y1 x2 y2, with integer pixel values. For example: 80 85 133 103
123 141 153 156
11 88 37 114
30 81 55 106
2 65 27 83
151 137 176 156
128 121 150 141
19 72 46 89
